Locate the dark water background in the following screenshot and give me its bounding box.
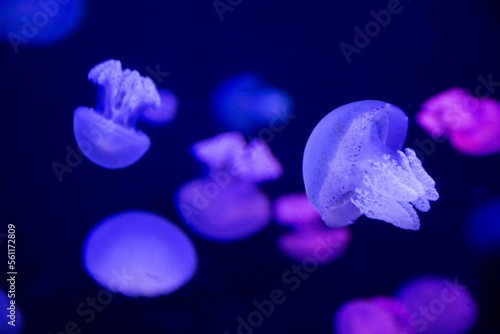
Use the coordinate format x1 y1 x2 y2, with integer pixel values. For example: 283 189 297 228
2 0 500 333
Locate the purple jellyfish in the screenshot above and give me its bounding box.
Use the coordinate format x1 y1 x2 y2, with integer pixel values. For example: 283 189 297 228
73 59 160 169
82 210 197 298
303 100 439 230
465 198 500 253
0 0 85 53
140 88 179 126
0 289 22 333
395 276 478 334
274 193 351 264
334 296 416 334
176 132 282 241
211 73 294 133
416 87 500 156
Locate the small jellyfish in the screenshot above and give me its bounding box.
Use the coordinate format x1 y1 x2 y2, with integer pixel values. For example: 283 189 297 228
273 193 351 264
211 73 294 133
395 276 478 334
333 296 415 334
82 210 197 298
416 87 500 156
140 88 179 126
0 289 22 333
73 59 160 169
175 132 282 241
303 100 439 230
465 198 500 253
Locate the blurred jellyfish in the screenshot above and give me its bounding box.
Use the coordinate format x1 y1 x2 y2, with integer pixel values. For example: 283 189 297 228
0 289 22 333
303 100 439 231
140 88 179 126
465 198 500 253
416 87 500 156
395 276 478 334
73 59 161 169
274 193 351 264
211 73 294 133
175 132 282 241
334 296 415 334
82 210 197 298
0 0 85 52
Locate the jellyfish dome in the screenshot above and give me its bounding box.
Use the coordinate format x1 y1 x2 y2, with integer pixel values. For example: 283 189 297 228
303 100 439 230
211 73 294 133
334 296 416 334
416 87 500 156
140 88 179 126
82 210 197 298
395 276 478 334
73 59 161 169
465 198 500 253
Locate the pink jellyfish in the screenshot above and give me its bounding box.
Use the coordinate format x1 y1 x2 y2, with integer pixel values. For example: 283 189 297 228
334 296 416 334
273 193 351 264
82 210 197 298
73 59 161 169
395 276 478 334
416 87 500 156
176 132 282 241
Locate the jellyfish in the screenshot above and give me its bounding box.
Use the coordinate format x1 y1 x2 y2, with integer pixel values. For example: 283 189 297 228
0 0 85 53
416 87 500 156
175 132 282 241
140 88 179 126
273 193 351 264
73 59 160 169
465 198 500 253
303 100 439 230
333 296 416 334
395 276 478 334
211 73 294 133
82 210 197 298
0 289 22 333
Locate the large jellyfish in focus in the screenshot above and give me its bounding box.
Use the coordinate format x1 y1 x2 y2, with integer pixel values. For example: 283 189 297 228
303 100 439 230
176 132 282 241
211 73 294 133
333 296 416 334
416 87 500 156
273 193 351 264
0 289 22 333
395 276 478 334
0 0 85 52
73 59 161 169
465 198 500 253
82 210 197 298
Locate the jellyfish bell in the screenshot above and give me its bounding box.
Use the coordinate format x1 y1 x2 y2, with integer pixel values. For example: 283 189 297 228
303 100 439 230
73 59 160 169
82 210 197 298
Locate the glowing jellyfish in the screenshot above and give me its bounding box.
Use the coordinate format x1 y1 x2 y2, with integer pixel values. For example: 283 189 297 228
211 73 294 133
0 289 22 333
465 198 500 253
73 59 160 169
82 210 197 298
416 87 500 156
141 88 178 126
175 132 282 241
334 296 415 334
303 100 439 230
395 276 478 334
0 0 85 52
273 193 351 264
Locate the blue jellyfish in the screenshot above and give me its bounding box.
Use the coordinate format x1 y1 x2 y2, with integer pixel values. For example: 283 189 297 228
465 198 500 253
303 100 439 230
0 288 22 333
82 210 197 298
73 60 160 169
